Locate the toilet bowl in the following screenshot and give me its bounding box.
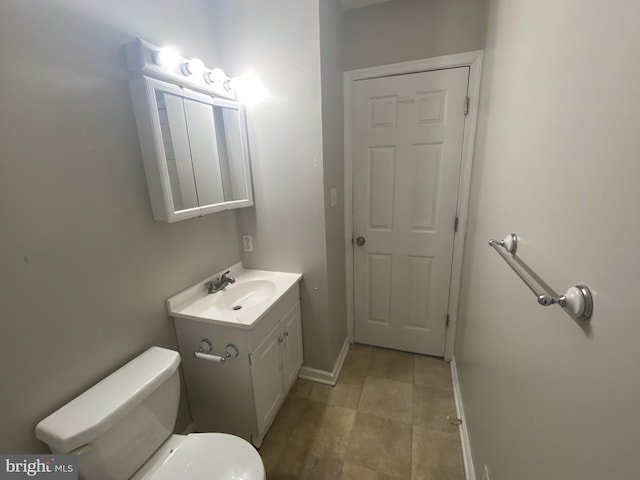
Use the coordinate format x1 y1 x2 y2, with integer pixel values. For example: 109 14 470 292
131 433 263 480
35 347 265 480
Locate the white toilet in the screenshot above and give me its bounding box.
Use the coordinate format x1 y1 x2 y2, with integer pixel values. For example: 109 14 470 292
35 346 265 480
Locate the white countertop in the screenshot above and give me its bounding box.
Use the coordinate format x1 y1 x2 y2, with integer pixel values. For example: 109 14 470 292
167 262 302 329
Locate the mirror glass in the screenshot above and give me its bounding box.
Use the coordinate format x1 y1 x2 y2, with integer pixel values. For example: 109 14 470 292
155 90 199 212
212 106 249 202
152 84 251 215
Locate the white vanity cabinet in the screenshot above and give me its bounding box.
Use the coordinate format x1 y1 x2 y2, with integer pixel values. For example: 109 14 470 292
171 275 303 447
250 300 302 438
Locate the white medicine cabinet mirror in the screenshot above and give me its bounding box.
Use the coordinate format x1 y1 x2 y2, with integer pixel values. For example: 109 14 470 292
126 39 253 223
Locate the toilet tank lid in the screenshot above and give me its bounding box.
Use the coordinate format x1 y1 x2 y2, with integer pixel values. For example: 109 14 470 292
35 346 181 453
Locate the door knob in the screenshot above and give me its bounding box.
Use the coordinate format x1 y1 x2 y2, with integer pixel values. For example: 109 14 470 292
356 236 366 246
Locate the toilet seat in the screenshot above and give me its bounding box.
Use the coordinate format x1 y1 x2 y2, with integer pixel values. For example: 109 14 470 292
131 433 265 480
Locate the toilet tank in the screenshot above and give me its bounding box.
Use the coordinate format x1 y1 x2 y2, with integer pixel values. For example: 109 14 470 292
35 347 181 480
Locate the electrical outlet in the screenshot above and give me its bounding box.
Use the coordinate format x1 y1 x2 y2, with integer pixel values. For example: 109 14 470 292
330 187 338 207
482 464 491 480
242 235 254 252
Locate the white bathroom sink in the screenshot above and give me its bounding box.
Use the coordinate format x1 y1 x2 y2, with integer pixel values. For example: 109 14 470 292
166 262 301 328
216 279 277 311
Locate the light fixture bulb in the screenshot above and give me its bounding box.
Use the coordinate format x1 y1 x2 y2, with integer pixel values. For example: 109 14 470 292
152 47 180 67
204 68 227 85
229 72 268 106
181 58 205 76
212 68 227 83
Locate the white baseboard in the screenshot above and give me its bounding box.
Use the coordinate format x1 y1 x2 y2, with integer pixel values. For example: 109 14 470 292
450 355 476 480
298 337 350 386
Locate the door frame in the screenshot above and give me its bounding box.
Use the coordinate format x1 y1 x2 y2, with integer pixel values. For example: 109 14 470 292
344 50 483 361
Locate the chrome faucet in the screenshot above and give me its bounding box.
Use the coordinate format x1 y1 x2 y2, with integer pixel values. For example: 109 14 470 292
205 270 236 294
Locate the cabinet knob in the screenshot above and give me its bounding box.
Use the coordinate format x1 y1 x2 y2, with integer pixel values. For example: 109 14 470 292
284 331 289 337
278 336 283 344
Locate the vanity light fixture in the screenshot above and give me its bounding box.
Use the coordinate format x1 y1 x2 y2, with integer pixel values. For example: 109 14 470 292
124 38 237 101
151 46 180 67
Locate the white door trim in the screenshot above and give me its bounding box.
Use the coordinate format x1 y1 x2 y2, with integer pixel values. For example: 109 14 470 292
344 50 483 360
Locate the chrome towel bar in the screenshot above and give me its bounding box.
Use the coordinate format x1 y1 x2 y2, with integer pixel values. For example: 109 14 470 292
489 233 593 320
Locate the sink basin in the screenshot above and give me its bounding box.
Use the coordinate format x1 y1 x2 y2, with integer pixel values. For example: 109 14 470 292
216 280 276 311
167 262 302 328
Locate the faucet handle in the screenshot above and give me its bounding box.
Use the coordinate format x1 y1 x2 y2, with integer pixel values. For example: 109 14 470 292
220 270 236 283
204 280 215 294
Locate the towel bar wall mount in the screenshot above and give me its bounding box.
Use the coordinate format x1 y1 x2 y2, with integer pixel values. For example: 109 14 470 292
488 233 593 320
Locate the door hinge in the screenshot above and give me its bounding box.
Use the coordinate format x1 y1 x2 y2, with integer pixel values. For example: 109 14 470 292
454 216 459 233
446 314 451 328
248 353 254 366
464 96 470 116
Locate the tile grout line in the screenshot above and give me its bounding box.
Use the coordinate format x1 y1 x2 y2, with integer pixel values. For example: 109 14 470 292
355 347 371 410
343 346 370 477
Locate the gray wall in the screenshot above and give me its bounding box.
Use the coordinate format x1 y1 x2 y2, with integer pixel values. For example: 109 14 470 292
209 0 345 373
343 0 487 70
319 0 348 365
455 0 640 478
0 0 240 453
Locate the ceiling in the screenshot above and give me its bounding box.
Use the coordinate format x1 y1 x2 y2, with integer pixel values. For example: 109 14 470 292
339 0 394 11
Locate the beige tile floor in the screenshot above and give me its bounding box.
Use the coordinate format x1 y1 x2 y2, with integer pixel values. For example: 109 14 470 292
258 344 465 479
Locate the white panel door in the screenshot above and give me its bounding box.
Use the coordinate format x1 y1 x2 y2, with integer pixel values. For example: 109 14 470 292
353 67 468 356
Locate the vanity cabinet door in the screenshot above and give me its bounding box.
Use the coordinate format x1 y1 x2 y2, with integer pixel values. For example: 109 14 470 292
250 322 285 437
281 302 303 393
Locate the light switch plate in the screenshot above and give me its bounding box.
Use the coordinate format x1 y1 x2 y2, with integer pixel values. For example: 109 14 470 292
242 235 254 252
330 187 338 207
